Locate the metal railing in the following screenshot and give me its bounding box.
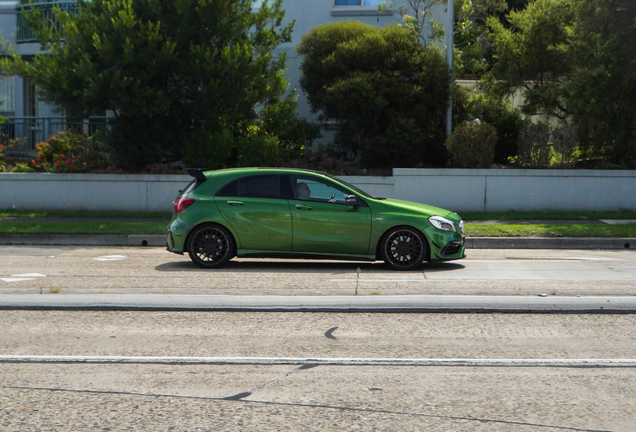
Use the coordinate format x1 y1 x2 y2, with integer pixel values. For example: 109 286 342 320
0 116 113 155
16 1 79 44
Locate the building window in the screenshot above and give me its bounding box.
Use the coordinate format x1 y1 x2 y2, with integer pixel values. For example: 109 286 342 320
0 75 15 113
334 0 384 5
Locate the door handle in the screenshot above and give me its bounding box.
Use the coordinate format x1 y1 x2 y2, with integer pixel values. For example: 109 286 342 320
227 200 244 206
295 204 312 210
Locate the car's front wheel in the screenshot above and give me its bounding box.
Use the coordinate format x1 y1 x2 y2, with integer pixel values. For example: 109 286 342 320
187 224 235 268
380 226 428 271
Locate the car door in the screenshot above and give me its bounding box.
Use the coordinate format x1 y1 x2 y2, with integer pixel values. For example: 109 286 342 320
214 174 292 251
287 175 372 255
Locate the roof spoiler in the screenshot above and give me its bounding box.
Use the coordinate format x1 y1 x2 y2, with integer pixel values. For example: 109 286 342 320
186 168 207 181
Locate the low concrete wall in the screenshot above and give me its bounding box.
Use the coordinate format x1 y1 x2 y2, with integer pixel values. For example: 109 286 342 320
349 169 636 212
0 173 190 212
1 169 635 213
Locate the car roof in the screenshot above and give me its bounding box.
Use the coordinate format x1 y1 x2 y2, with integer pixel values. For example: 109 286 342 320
201 167 334 179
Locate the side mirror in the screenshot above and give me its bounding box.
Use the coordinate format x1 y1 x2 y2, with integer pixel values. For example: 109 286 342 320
345 195 359 205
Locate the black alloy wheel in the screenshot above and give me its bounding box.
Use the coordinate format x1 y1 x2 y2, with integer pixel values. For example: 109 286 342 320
187 224 235 268
381 227 427 270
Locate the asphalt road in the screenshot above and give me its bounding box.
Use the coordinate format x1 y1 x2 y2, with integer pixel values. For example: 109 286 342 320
2 246 636 430
2 311 635 431
0 246 635 297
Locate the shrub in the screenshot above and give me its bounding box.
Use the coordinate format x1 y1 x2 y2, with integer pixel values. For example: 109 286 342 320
281 144 347 175
236 125 280 167
595 162 626 170
183 123 280 170
28 129 111 173
259 96 322 163
11 162 35 173
0 143 5 172
467 94 523 164
551 124 578 164
445 121 498 168
183 126 235 170
517 121 552 168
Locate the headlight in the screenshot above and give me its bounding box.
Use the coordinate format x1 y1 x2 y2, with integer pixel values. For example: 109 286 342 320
428 216 457 232
459 220 465 235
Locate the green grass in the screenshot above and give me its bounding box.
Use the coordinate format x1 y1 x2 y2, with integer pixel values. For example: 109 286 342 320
2 209 636 237
2 221 635 237
467 223 636 238
0 221 168 235
460 210 636 220
3 209 635 221
0 209 172 219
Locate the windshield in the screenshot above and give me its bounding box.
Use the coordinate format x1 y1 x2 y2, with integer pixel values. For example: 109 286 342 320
328 175 385 200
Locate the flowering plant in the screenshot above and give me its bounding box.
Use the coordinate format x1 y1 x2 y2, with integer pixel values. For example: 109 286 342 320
29 129 110 173
0 141 9 172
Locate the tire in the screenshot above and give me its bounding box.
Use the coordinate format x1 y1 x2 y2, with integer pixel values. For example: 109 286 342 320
380 226 428 271
187 224 235 269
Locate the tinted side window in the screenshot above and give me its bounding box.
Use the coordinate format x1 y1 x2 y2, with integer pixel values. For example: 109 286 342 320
280 175 294 199
217 180 238 197
239 175 280 198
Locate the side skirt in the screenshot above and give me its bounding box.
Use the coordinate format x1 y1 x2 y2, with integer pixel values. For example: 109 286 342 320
237 250 376 262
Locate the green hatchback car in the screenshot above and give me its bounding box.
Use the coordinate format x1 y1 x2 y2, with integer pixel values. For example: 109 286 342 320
166 168 465 270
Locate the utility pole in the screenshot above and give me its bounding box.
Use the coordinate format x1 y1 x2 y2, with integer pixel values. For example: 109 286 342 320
445 0 454 138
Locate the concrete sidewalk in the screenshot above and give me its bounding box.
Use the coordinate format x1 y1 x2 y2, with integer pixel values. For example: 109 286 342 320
3 294 636 313
0 233 634 249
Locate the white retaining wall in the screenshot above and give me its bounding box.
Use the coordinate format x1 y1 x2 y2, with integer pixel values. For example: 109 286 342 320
1 169 635 213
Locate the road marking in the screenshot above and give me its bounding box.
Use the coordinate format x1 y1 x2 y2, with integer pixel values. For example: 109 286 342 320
504 257 627 261
331 279 426 283
1 278 36 283
470 258 627 262
1 355 635 366
330 279 585 283
94 255 128 261
1 273 47 283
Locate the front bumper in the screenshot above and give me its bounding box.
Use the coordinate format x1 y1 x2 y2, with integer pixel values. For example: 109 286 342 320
426 226 465 261
440 239 464 257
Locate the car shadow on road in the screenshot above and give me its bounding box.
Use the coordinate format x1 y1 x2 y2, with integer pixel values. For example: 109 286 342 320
154 260 465 273
155 260 384 273
423 262 466 273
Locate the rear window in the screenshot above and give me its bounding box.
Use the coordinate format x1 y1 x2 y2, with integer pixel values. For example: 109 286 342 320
181 179 202 195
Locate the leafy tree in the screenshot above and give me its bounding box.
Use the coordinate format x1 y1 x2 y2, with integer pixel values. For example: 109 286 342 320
486 0 636 167
378 0 486 77
297 21 451 168
455 0 532 77
378 0 445 46
568 0 636 167
2 0 294 169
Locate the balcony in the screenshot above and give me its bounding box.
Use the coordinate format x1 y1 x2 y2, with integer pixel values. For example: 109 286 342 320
16 1 78 44
0 116 112 155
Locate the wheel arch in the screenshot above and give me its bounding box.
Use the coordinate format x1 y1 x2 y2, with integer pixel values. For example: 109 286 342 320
375 224 431 262
183 221 238 257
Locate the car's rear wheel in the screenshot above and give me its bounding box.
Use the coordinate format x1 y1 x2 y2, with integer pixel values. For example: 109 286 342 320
380 227 428 271
187 224 235 268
